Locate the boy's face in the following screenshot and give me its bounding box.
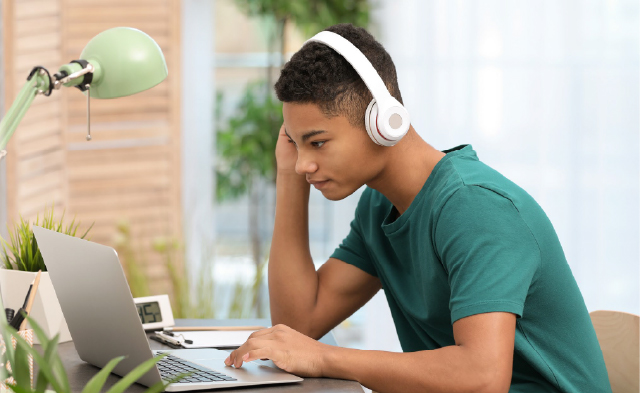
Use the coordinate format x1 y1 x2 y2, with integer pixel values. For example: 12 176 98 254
283 102 385 201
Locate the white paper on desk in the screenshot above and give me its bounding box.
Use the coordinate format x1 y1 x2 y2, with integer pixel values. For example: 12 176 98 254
178 330 256 348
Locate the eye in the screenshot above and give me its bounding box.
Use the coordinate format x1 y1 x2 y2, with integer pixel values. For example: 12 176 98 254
310 141 326 148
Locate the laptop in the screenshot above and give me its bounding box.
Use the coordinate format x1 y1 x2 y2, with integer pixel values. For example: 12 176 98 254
32 226 303 391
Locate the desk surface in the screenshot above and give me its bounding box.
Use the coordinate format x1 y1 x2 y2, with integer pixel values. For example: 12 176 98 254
57 319 363 393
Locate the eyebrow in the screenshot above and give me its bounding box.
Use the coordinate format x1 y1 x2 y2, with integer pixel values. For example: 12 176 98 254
286 128 327 142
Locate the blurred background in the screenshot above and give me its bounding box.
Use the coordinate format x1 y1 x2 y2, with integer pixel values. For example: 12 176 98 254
0 0 637 353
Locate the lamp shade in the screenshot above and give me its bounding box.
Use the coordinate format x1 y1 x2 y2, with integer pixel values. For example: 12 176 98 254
79 27 168 99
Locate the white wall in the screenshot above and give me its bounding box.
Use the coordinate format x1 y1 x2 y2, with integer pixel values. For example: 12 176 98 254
181 0 216 275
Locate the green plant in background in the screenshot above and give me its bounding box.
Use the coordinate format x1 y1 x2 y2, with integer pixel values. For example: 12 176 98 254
115 221 217 319
215 82 282 318
114 220 150 298
227 257 268 319
215 82 283 199
216 0 371 318
0 296 177 393
152 237 217 319
0 205 93 272
235 0 370 39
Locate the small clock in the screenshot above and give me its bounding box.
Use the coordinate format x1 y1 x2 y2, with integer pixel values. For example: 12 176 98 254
133 294 175 330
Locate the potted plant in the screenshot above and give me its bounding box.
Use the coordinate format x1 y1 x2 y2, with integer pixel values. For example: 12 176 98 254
0 206 93 344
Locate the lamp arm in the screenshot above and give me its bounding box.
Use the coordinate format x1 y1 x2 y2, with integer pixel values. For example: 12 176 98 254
0 70 52 153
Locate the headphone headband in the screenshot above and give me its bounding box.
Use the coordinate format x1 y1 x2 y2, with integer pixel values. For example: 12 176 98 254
305 31 394 108
304 31 410 146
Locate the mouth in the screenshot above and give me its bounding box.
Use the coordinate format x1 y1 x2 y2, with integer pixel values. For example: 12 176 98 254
308 179 330 190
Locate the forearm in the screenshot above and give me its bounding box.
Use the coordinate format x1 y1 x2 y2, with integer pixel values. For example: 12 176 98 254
268 173 318 331
322 345 496 393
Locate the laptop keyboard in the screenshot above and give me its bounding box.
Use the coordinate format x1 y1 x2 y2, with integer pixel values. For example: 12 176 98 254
156 353 237 383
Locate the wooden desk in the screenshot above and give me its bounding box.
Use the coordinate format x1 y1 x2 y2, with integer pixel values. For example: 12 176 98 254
57 319 364 393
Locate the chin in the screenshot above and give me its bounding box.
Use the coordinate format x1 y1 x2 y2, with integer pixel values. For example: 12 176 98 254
320 183 360 201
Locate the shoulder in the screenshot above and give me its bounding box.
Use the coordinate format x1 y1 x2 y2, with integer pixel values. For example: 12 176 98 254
438 185 517 225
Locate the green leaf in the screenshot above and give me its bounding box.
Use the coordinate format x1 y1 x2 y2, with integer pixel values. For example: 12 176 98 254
51 349 70 393
33 331 60 393
0 325 16 381
12 338 30 389
11 333 63 393
104 354 167 393
7 383 33 393
24 316 51 350
81 356 125 393
0 205 94 272
35 366 49 393
142 380 171 393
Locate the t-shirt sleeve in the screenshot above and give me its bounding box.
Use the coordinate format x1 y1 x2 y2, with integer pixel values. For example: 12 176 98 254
330 208 378 278
435 185 541 325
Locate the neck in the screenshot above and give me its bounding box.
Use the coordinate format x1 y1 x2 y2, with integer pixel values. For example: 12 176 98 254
366 127 445 215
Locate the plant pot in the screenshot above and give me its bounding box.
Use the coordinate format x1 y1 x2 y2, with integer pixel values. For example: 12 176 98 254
0 269 72 344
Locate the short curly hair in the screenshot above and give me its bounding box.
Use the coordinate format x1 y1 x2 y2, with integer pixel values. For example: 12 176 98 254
274 23 403 131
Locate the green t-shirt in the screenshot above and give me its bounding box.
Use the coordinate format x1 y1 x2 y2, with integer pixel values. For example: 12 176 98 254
331 145 611 393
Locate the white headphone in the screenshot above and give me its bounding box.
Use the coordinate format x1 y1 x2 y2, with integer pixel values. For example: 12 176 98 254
305 31 410 147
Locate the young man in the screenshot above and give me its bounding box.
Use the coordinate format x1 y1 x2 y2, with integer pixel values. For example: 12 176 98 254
224 24 612 393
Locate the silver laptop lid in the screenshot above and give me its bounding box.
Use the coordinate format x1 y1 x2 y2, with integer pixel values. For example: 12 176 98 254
32 226 162 387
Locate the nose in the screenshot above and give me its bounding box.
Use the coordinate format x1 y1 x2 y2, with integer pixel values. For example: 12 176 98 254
295 151 318 175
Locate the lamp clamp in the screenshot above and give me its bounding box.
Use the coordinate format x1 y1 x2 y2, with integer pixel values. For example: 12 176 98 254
27 66 53 97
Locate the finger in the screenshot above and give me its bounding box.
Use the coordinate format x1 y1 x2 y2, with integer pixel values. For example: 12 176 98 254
232 338 270 368
224 350 236 366
226 345 248 367
242 347 274 363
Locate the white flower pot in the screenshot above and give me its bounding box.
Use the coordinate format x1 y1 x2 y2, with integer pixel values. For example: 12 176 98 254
0 269 72 344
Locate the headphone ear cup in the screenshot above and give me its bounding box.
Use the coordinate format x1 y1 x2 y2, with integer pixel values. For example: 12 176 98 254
364 99 379 145
366 99 386 146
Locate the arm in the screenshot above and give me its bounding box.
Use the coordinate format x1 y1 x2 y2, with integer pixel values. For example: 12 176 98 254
227 312 515 393
324 312 515 393
269 124 382 338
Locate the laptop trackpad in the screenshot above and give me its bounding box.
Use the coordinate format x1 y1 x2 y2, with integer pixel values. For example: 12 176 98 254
165 349 303 382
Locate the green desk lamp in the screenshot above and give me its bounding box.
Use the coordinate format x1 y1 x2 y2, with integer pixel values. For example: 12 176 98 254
0 27 168 160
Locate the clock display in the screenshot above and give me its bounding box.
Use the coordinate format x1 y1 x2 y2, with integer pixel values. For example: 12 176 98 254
136 301 163 324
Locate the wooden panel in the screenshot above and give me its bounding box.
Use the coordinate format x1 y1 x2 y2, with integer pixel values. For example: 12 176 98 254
67 95 169 116
67 21 167 36
3 0 65 224
17 134 63 158
16 149 64 178
66 143 169 162
4 0 182 297
65 6 170 21
15 33 61 52
17 168 65 199
15 16 60 36
67 111 170 125
18 188 65 217
68 160 171 182
88 217 172 240
70 192 172 216
15 117 62 143
15 49 60 74
66 125 170 144
68 172 173 195
15 0 60 20
16 99 61 125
